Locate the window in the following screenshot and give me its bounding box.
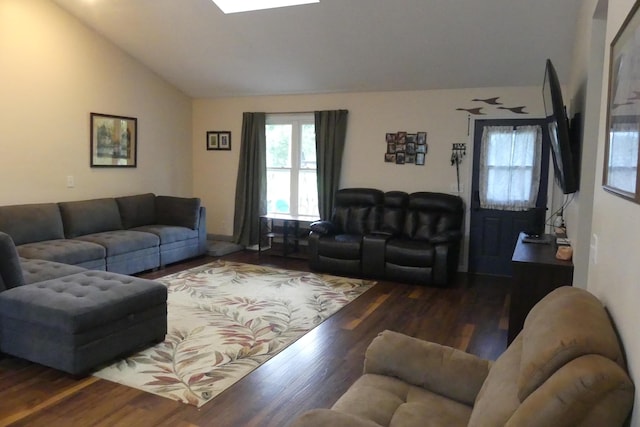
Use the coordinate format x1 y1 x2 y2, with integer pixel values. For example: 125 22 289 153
266 114 319 217
479 125 542 210
607 122 639 194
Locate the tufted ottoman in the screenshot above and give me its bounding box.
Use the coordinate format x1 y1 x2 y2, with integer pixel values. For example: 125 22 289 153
0 270 167 375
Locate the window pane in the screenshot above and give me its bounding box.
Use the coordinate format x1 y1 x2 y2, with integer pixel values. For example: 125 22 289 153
266 124 292 168
608 129 639 193
267 169 291 214
298 170 319 216
300 124 316 170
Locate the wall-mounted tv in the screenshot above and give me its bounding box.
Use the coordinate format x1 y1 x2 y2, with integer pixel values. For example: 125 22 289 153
542 59 579 194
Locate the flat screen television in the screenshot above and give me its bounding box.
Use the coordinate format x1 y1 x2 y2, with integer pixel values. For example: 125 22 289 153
542 59 579 194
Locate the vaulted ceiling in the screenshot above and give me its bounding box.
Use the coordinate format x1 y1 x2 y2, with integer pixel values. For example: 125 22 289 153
51 0 583 98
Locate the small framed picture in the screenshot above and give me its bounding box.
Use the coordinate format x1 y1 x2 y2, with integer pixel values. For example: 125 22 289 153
385 153 396 163
417 131 427 145
396 131 407 144
396 152 406 164
206 132 219 150
406 154 416 164
386 133 397 143
206 131 231 151
387 143 396 154
219 131 231 150
416 144 427 153
416 152 426 165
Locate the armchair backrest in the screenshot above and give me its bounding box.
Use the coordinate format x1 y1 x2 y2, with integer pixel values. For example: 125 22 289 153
331 188 383 234
469 286 634 427
402 192 464 240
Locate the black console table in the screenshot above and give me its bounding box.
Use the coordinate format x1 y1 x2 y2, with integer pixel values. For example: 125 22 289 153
258 214 318 259
509 232 574 344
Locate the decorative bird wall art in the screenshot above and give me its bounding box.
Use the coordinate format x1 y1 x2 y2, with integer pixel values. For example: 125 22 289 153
455 96 530 116
497 106 528 114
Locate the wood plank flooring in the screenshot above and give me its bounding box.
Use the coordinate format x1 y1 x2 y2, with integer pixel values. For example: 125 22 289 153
0 252 510 427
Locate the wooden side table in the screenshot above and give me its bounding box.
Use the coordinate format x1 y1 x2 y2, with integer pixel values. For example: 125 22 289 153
508 232 574 344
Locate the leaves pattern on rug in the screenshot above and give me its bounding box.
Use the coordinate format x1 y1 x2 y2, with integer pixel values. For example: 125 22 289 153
93 261 374 407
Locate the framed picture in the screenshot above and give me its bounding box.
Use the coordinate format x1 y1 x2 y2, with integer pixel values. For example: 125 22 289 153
396 152 406 164
90 113 137 167
603 1 640 202
384 153 396 163
206 131 232 151
416 152 426 165
387 143 396 154
206 132 219 150
417 131 427 145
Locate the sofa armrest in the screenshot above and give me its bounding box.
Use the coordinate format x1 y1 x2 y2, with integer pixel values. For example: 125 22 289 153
362 233 391 277
197 206 207 255
309 220 337 235
155 196 201 230
289 409 381 427
364 330 491 406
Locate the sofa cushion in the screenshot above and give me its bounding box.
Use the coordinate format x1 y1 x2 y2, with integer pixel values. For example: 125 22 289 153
116 193 157 229
17 239 106 266
385 239 434 266
20 258 87 285
403 211 438 240
156 196 201 230
0 232 25 290
74 230 159 256
132 225 198 245
59 198 123 238
0 203 65 245
517 286 625 401
332 374 471 427
317 234 363 259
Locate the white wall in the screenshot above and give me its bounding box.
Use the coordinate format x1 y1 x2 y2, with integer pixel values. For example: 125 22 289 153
0 0 193 205
569 0 640 424
193 87 546 268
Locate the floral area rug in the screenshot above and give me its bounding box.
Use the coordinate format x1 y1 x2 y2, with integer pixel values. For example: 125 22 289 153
93 261 375 407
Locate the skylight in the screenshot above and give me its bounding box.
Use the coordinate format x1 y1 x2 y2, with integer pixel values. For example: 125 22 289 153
212 0 319 14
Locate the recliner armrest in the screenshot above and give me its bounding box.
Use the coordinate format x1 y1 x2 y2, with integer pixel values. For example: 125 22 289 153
364 330 491 406
430 229 463 244
309 220 337 235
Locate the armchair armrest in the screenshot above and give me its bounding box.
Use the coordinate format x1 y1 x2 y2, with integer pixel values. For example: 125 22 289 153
430 229 463 244
364 330 491 406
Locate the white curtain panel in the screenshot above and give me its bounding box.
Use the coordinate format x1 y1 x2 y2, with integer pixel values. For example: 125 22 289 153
480 125 542 211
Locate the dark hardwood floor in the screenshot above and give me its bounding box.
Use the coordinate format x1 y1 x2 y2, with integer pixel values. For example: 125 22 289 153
0 252 510 427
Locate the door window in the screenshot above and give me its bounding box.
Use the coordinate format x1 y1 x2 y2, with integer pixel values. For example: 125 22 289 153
479 125 542 210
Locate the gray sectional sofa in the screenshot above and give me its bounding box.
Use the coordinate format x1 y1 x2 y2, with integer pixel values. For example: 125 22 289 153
0 193 207 375
0 193 207 274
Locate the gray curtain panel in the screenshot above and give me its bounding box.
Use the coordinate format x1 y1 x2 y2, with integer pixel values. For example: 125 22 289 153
315 110 348 220
233 112 267 246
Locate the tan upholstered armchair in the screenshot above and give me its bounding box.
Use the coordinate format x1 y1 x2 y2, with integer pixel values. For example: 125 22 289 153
290 287 634 426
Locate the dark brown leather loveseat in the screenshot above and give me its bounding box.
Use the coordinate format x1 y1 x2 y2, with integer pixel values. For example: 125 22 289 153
308 188 464 286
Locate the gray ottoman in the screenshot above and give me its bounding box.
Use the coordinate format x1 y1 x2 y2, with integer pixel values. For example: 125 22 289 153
0 270 167 375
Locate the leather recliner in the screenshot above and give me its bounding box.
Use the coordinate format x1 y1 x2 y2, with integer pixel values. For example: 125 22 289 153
308 188 464 286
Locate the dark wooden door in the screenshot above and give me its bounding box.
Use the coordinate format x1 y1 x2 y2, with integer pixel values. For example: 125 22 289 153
468 119 550 276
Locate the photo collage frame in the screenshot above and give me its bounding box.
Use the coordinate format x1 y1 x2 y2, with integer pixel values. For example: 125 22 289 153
385 131 427 165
